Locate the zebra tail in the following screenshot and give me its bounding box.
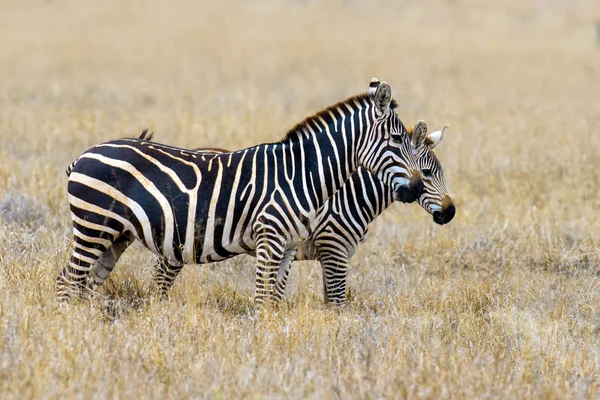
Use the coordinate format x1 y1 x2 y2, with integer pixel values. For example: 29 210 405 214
65 159 78 177
139 129 154 141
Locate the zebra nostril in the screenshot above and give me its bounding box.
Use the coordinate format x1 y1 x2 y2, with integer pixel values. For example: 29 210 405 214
436 196 455 224
443 203 455 223
432 196 455 225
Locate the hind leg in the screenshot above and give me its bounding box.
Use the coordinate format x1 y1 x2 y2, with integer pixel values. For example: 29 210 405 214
57 229 115 301
154 258 185 297
88 232 133 290
272 248 297 302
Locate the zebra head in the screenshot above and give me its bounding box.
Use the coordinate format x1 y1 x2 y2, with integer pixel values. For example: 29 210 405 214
407 121 455 225
364 78 424 204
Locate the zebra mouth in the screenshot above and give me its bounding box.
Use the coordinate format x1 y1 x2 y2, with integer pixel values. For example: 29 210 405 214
433 211 446 225
433 204 455 225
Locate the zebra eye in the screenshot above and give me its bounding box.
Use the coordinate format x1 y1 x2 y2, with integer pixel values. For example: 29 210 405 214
391 133 403 143
422 169 433 177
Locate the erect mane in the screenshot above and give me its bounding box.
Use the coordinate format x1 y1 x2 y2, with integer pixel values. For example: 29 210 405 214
278 92 398 143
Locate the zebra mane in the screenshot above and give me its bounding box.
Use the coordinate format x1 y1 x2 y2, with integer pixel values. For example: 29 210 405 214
279 93 398 143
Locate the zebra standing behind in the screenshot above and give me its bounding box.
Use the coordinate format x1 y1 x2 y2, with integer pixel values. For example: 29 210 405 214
194 121 454 305
280 121 454 304
57 79 427 305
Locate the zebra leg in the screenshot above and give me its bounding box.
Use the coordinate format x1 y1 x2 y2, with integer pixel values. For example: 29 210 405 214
272 248 297 302
317 248 350 305
254 235 288 306
57 230 115 301
154 258 185 298
88 232 133 290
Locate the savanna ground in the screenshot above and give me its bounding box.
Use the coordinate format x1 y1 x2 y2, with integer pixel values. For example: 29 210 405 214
0 0 599 398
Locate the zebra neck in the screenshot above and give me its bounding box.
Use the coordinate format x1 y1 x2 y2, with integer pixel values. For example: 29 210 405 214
282 108 365 211
352 168 396 221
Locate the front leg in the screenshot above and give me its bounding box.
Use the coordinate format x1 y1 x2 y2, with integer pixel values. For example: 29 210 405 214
317 248 350 305
254 232 288 306
272 248 297 302
154 258 185 298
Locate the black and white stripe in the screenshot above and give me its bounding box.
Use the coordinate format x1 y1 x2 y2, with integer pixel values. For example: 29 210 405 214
56 79 424 304
283 122 455 304
198 122 455 305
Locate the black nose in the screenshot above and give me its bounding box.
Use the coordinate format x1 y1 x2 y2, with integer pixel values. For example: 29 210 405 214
433 196 455 225
444 202 455 222
395 171 425 204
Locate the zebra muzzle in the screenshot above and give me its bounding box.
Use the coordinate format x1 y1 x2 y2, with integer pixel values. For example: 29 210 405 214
433 196 455 225
394 172 425 203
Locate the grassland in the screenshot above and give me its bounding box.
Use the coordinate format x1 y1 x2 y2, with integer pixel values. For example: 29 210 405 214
1 0 600 398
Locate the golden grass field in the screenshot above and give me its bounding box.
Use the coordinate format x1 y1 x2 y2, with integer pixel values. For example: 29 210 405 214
1 0 600 398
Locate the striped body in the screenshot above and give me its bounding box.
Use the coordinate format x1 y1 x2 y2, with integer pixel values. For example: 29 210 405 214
57 79 425 304
68 140 318 265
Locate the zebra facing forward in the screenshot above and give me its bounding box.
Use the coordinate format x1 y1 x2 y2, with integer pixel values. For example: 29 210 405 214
57 79 426 304
194 121 454 304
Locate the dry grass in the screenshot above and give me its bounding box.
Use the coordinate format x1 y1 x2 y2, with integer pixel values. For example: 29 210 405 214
1 0 600 398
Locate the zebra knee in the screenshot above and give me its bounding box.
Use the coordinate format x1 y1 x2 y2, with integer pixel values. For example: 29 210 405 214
323 276 347 305
154 260 183 296
254 267 278 302
56 268 88 301
58 239 105 300
88 258 113 288
89 233 133 287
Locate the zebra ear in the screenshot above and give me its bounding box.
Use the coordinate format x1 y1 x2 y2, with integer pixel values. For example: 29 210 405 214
368 77 381 96
370 78 392 115
425 124 449 149
411 120 428 148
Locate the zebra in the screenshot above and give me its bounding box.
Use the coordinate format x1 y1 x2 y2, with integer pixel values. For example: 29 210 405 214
57 79 427 305
193 121 454 304
280 121 454 304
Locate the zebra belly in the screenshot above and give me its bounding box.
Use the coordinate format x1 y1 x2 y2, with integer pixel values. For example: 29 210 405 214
191 235 256 264
294 239 318 261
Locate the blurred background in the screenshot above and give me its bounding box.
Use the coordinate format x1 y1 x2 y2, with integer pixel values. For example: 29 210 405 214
1 1 600 397
0 0 599 277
